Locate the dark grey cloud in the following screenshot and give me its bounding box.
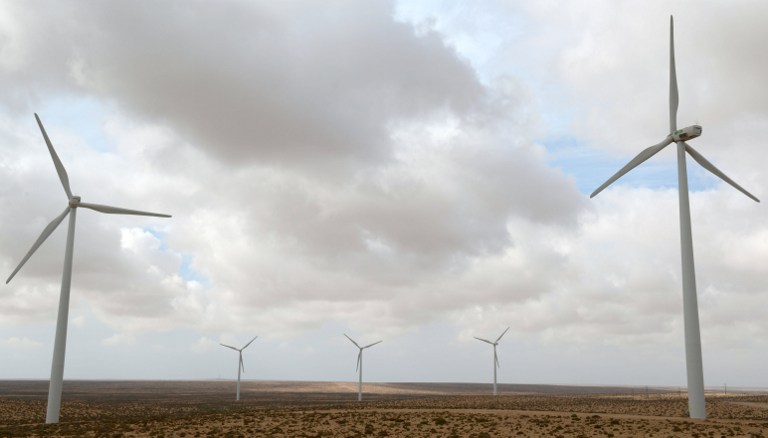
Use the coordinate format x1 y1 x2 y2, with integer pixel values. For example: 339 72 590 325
2 0 486 175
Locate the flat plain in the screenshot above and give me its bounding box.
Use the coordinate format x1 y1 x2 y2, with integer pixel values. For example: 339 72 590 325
1 380 767 437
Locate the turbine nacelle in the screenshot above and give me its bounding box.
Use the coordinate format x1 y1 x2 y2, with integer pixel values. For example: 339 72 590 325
671 125 702 142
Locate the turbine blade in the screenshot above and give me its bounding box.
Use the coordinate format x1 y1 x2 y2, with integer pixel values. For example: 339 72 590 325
78 202 171 217
6 206 71 284
669 16 678 133
363 340 382 349
356 351 361 372
684 143 760 202
495 327 510 343
35 114 73 200
344 334 360 348
590 138 673 198
495 350 500 368
242 335 258 350
474 336 494 345
240 354 244 373
219 343 239 351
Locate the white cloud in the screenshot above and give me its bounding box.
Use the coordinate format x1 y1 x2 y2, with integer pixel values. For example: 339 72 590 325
0 1 766 387
191 336 218 353
71 315 86 328
0 336 42 349
101 333 136 346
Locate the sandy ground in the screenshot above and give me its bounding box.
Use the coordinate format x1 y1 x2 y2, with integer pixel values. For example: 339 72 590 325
1 380 767 437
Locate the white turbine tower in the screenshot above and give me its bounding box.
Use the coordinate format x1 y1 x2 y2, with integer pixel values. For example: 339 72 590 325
219 335 258 401
344 334 382 401
474 327 509 396
590 17 759 420
6 114 171 424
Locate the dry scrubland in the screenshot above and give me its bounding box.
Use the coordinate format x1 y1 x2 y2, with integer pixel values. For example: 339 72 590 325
1 381 767 437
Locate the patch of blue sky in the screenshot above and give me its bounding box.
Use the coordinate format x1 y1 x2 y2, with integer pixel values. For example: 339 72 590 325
39 94 116 153
179 254 209 286
537 105 576 140
141 227 169 251
545 136 720 195
137 228 208 285
395 0 530 85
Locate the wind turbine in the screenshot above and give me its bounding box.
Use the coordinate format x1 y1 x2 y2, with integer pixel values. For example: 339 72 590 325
590 17 759 420
474 327 509 396
344 334 382 401
6 114 171 424
219 335 258 401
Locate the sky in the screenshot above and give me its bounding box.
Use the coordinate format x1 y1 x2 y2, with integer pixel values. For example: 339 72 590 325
1 1 767 389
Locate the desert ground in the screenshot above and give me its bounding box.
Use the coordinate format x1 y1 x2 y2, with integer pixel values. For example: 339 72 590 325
1 380 767 437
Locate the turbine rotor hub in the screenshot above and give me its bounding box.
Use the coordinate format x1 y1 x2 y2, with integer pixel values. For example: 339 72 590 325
69 196 81 208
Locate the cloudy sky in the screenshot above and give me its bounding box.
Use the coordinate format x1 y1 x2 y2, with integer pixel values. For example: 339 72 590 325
1 1 767 389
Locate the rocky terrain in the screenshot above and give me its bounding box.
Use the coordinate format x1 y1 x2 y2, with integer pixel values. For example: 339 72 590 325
1 380 766 437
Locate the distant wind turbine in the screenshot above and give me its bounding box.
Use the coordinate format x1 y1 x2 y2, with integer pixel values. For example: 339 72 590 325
219 335 258 401
474 327 509 396
6 114 171 424
344 334 382 401
590 17 759 420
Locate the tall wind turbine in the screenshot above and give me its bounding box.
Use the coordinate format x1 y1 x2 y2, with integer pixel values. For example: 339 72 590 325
590 17 759 420
219 335 258 401
6 114 171 424
474 327 509 396
344 334 382 401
